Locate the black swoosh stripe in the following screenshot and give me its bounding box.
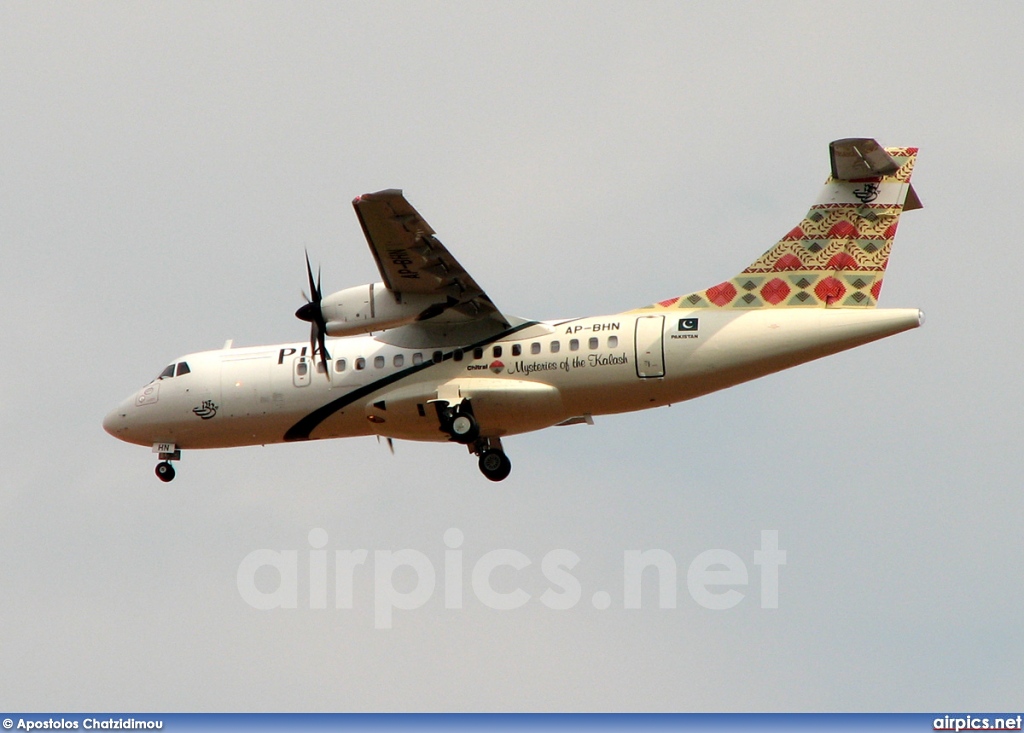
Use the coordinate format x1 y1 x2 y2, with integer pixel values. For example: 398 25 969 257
283 321 539 441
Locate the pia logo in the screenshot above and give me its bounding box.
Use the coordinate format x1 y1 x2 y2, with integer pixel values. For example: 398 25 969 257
489 360 504 374
192 399 219 419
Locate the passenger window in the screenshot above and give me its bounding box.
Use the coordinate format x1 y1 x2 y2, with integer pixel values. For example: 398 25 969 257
493 346 502 358
374 356 385 369
355 357 366 370
589 337 599 350
454 349 464 362
296 362 309 377
335 358 347 373
432 351 443 363
608 335 618 348
316 361 327 374
413 353 423 365
550 341 560 353
158 364 175 380
531 343 541 355
569 339 579 351
394 354 404 368
512 344 522 356
176 362 191 377
473 348 484 360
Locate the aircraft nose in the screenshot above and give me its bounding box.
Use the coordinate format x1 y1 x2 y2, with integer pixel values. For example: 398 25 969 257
103 403 128 438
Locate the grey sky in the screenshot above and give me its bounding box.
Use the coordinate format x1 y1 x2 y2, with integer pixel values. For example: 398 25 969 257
2 2 1022 712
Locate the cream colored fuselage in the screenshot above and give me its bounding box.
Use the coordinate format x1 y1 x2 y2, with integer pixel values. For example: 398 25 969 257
103 308 922 451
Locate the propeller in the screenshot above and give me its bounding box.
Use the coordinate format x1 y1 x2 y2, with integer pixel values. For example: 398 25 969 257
377 435 395 454
295 251 331 377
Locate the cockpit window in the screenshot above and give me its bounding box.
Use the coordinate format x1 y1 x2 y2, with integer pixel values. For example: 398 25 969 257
157 364 175 380
176 362 191 377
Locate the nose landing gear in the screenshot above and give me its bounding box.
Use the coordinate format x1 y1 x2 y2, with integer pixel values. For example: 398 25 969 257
153 443 180 483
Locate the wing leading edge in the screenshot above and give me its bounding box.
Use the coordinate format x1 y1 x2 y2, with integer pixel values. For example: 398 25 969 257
352 190 509 329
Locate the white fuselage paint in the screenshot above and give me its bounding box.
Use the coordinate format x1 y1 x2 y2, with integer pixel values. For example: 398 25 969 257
103 308 922 451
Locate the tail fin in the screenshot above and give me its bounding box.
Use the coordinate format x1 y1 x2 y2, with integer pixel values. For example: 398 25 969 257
637 139 921 310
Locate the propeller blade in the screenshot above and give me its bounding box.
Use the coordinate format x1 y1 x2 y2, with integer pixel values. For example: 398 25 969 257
298 250 331 379
305 250 317 299
316 326 331 376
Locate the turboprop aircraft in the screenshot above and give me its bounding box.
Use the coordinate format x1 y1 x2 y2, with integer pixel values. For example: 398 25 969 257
103 138 923 482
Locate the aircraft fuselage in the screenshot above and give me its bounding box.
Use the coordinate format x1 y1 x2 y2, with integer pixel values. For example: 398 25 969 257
103 307 922 452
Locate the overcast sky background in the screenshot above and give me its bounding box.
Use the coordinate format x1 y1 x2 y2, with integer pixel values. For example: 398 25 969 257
2 2 1022 712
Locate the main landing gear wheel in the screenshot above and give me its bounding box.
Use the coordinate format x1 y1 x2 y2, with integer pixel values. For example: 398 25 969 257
478 449 512 482
436 399 480 445
450 413 480 444
155 461 176 482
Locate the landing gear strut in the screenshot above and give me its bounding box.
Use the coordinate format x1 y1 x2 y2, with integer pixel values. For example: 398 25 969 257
473 437 512 482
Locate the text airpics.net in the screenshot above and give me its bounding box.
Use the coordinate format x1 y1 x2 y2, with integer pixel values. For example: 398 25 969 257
236 529 787 629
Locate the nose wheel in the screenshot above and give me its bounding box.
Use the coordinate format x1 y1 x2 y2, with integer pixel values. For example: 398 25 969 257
155 461 176 482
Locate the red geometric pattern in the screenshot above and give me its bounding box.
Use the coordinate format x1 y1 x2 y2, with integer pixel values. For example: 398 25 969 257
826 252 859 270
814 277 846 304
760 278 791 305
827 220 858 239
773 253 803 270
705 282 738 307
635 146 919 310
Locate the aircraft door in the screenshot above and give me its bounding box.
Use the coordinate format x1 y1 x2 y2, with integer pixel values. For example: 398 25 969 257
293 357 312 387
222 355 271 418
634 315 666 378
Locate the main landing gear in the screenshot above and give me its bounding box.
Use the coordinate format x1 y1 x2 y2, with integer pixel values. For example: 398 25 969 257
435 400 512 481
154 444 181 483
476 440 512 482
435 399 480 445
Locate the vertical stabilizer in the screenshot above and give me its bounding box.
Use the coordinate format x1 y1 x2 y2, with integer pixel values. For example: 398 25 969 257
635 139 920 311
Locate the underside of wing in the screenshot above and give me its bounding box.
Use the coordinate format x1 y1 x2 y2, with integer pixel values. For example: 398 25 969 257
352 190 509 329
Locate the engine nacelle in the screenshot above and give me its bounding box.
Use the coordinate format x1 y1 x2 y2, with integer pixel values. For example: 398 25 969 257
320 283 449 337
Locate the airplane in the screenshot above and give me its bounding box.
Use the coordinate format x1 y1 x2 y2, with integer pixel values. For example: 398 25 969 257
103 138 923 483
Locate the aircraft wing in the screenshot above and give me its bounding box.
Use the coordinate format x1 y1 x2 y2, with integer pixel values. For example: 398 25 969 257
352 190 510 328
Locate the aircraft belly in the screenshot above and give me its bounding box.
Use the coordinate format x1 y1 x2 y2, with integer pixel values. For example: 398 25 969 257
362 378 566 441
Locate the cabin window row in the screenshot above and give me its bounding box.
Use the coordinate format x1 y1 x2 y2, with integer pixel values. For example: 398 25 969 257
313 335 621 374
473 335 618 359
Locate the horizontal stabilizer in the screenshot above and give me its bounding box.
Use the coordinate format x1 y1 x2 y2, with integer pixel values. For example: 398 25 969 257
830 138 899 180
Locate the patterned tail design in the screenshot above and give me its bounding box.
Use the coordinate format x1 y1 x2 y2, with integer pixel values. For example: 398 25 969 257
636 140 921 310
